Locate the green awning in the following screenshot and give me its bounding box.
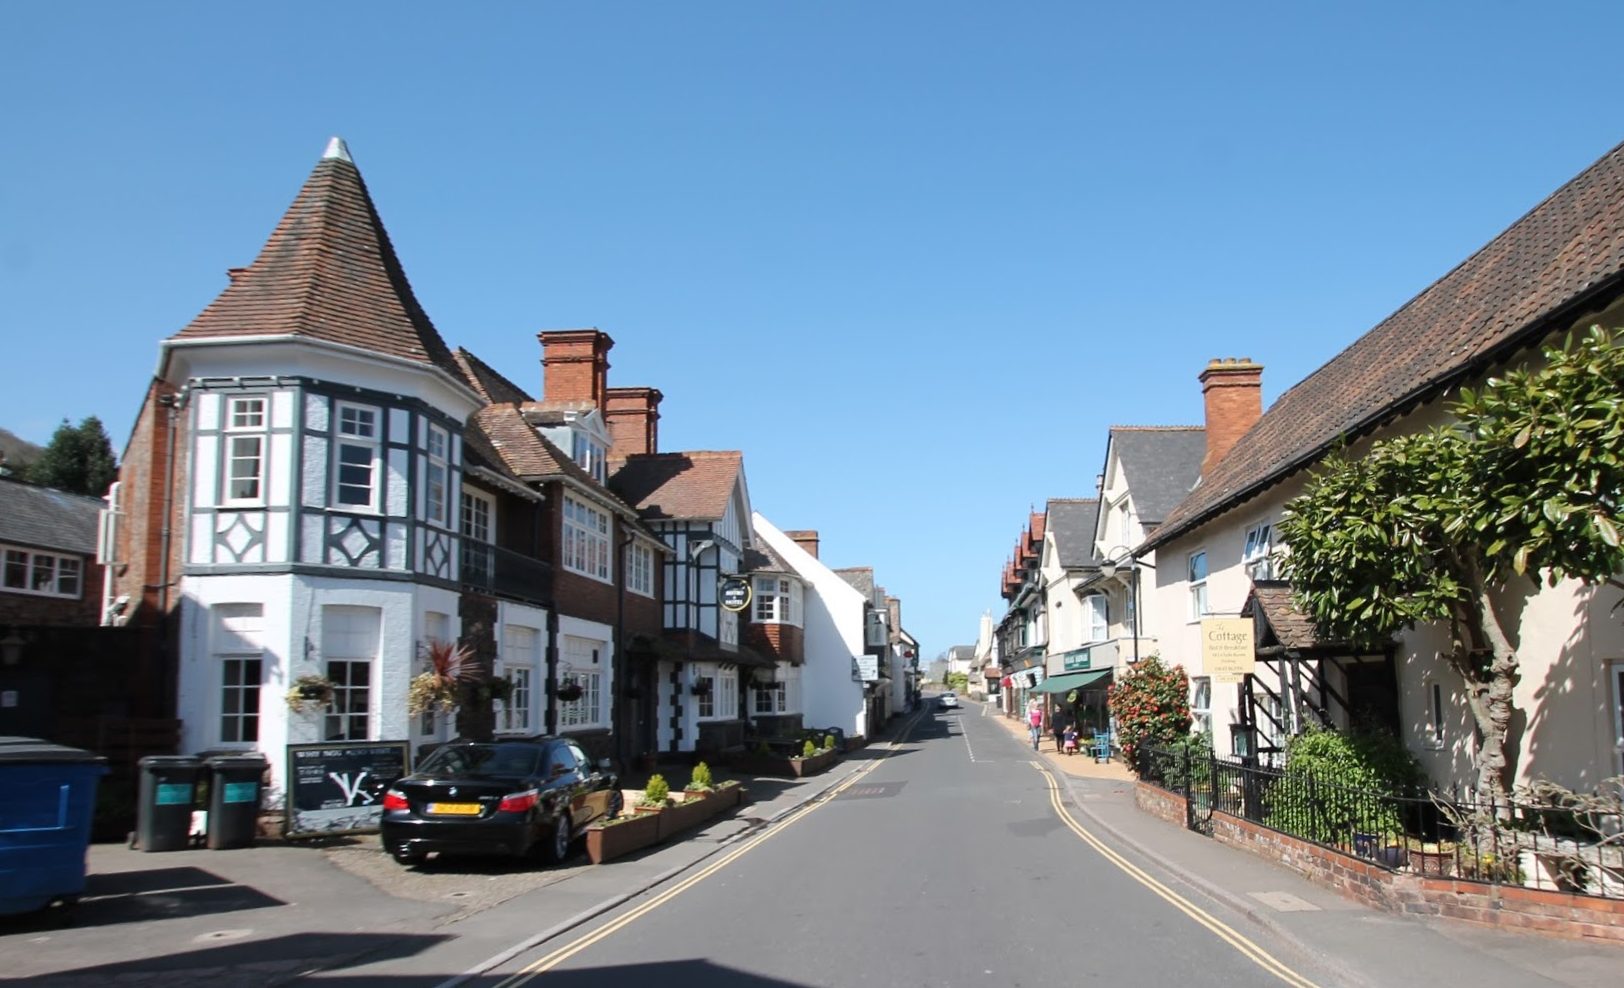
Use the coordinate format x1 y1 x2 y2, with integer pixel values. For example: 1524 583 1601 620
1032 669 1113 694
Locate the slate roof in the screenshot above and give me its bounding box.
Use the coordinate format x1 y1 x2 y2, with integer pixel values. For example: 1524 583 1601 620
1148 139 1624 550
170 139 462 380
0 478 101 555
833 567 875 596
608 451 743 522
1111 427 1206 528
1242 581 1332 651
1046 498 1101 569
946 644 976 661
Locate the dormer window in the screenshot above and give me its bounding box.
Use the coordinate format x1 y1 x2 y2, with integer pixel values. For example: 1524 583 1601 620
571 431 606 484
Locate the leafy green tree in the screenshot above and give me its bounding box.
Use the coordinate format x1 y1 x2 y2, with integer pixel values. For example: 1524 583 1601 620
26 416 118 496
1279 327 1624 805
1107 654 1192 769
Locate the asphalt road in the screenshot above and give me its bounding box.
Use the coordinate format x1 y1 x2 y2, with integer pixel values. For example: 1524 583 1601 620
470 703 1341 988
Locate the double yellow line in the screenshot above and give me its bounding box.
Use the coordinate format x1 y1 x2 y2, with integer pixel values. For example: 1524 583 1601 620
1030 761 1321 988
490 730 908 987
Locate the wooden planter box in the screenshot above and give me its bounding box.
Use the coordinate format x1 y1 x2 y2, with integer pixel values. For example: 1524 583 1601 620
663 793 715 834
585 812 661 864
734 749 837 778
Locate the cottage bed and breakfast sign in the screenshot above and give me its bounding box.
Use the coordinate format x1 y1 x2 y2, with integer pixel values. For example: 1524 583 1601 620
1201 618 1256 685
286 740 410 837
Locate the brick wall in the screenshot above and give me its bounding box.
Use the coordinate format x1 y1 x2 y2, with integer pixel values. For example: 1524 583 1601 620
112 381 187 631
744 621 803 664
0 559 103 626
1134 781 1624 942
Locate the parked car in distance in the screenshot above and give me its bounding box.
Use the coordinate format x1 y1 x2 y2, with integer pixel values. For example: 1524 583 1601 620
938 692 959 709
381 737 621 867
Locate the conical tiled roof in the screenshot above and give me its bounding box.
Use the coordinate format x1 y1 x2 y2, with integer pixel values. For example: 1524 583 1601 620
171 138 461 377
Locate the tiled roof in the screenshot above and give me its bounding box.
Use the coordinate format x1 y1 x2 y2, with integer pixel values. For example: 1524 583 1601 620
453 348 533 404
472 404 643 519
608 451 742 521
1149 140 1624 550
170 139 462 379
833 566 875 596
1111 427 1205 527
1046 498 1101 569
743 536 793 575
0 478 101 555
1243 581 1331 651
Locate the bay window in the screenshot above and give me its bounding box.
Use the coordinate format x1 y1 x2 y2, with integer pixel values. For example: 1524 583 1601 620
562 496 611 582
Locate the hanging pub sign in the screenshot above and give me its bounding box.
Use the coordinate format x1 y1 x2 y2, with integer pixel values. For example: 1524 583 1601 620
720 576 753 612
1201 617 1256 685
286 740 410 837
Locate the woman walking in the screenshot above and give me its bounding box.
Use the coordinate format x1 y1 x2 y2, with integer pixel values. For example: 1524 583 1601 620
1026 699 1043 751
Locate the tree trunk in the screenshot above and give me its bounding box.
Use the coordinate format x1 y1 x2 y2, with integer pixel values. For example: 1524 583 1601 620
1447 571 1520 811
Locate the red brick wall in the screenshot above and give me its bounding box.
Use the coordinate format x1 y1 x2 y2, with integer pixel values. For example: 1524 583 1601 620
1199 359 1263 476
1134 781 1624 942
111 381 187 631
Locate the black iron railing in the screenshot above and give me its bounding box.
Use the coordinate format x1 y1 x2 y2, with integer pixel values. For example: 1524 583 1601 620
1137 743 1624 899
460 541 552 605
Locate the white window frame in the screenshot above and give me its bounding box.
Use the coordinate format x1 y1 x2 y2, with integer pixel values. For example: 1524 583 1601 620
223 396 267 506
562 495 612 583
214 604 264 747
461 488 493 542
754 577 797 623
497 624 540 735
1188 550 1210 621
1191 676 1212 736
1425 678 1447 750
1081 593 1108 643
626 541 655 598
333 402 382 512
753 667 800 716
322 605 379 742
1244 521 1276 581
697 664 739 722
558 635 607 730
425 425 450 527
1 545 83 599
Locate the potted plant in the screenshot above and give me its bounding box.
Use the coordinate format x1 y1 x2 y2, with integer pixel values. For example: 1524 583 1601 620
684 761 715 799
585 812 661 864
285 674 336 714
690 679 712 697
554 677 584 702
1405 839 1458 876
408 639 475 716
636 773 671 814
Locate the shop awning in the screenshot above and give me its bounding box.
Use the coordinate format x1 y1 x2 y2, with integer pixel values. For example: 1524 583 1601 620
1031 669 1112 694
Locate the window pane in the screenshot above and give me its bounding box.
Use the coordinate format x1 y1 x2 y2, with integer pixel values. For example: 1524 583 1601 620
30 555 55 591
228 435 263 500
4 550 26 589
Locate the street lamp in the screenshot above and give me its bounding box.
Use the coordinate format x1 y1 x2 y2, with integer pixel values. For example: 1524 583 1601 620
1098 546 1154 666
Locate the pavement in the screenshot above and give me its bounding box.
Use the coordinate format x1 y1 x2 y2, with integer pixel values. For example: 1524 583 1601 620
0 722 919 987
980 700 1622 988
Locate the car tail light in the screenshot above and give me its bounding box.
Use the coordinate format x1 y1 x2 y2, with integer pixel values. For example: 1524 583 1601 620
383 789 408 811
498 789 540 813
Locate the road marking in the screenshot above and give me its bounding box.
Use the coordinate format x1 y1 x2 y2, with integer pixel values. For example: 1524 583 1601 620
1249 891 1321 912
961 718 978 762
484 721 918 987
1030 762 1321 988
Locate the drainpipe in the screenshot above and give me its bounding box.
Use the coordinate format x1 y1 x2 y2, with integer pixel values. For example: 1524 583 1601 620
156 389 185 719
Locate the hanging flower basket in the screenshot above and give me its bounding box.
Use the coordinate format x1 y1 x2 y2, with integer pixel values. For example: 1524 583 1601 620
485 676 516 703
554 680 584 702
408 639 476 716
285 675 336 714
690 680 712 697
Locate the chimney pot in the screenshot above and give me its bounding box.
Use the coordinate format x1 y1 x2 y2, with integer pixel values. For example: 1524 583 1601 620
604 386 663 458
539 329 613 407
785 530 820 559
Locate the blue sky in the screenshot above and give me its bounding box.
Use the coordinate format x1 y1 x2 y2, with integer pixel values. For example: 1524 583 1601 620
4 2 1623 657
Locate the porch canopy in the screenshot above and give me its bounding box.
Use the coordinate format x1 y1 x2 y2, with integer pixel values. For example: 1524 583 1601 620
1031 669 1111 694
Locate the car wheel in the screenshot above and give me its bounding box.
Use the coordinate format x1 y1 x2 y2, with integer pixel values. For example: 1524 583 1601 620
391 846 427 867
545 812 573 864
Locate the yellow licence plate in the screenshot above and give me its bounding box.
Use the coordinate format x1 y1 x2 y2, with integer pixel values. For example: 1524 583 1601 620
427 802 481 816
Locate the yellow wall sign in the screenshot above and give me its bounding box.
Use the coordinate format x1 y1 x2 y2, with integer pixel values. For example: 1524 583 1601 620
1201 618 1255 685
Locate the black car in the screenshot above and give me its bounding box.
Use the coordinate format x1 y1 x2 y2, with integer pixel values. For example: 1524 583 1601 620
380 738 621 866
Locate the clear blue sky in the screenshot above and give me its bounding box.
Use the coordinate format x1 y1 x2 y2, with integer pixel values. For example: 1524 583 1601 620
4 2 1622 658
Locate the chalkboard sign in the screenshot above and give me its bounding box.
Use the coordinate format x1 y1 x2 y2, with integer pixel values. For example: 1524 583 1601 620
285 740 410 837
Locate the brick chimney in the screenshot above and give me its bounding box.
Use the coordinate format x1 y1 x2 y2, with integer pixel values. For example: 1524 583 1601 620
1199 357 1263 477
785 530 820 559
604 386 662 457
539 329 613 406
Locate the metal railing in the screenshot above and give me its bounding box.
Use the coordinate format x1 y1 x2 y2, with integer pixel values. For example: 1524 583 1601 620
1137 743 1624 900
460 540 552 605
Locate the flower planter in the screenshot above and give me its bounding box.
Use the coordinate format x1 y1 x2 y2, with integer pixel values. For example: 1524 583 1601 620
663 793 715 834
585 812 661 864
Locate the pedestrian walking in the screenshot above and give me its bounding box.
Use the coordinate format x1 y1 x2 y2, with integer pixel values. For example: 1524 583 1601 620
1026 699 1043 750
1051 709 1070 754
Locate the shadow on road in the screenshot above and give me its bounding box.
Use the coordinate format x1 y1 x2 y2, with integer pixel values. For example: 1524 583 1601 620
13 931 453 985
0 865 286 932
